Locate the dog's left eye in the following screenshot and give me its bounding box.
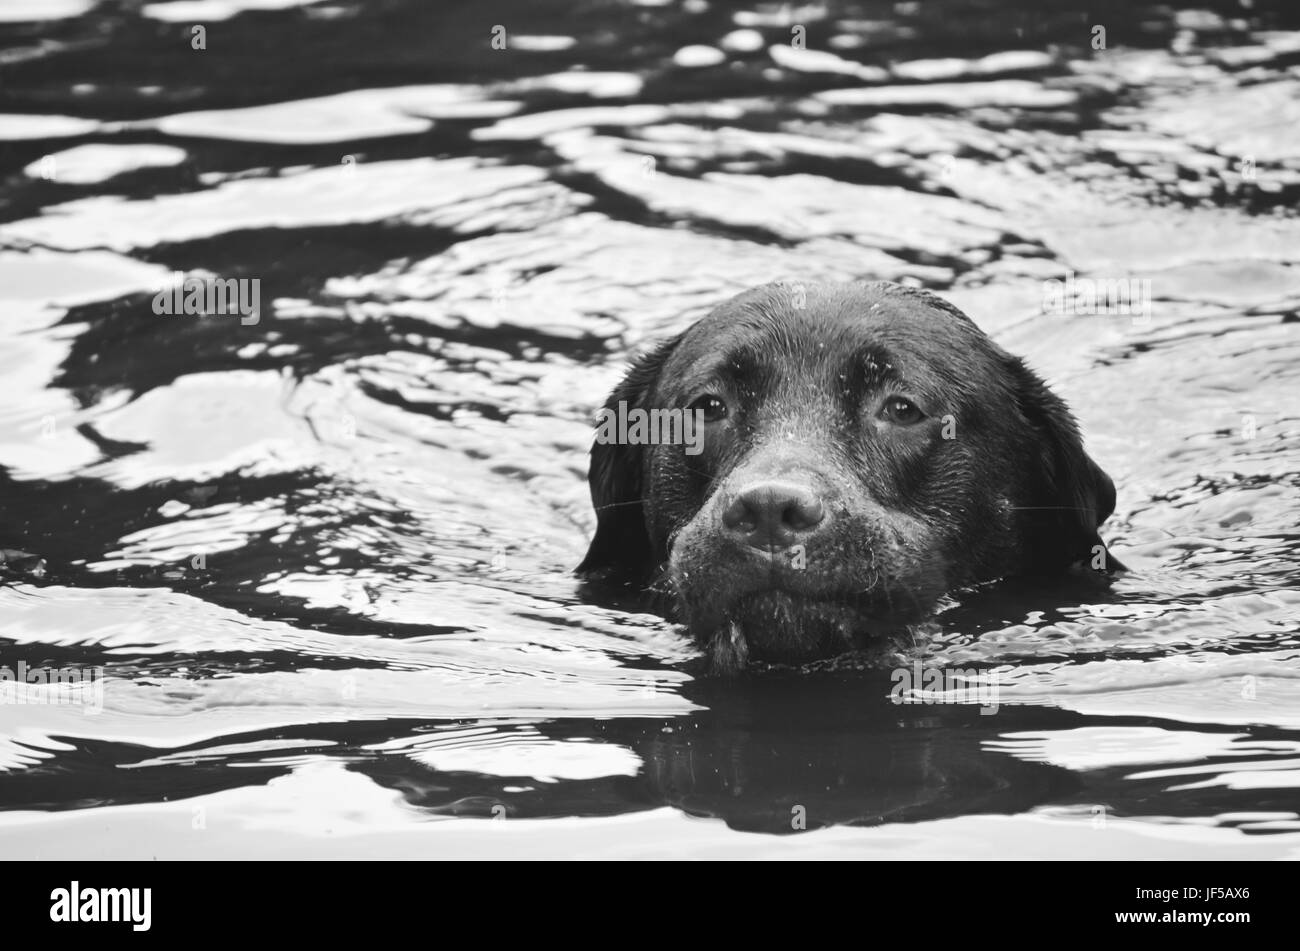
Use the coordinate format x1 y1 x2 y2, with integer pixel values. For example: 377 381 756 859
688 394 728 422
879 397 925 425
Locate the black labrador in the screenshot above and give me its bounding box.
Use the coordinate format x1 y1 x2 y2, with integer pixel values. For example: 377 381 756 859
578 281 1118 671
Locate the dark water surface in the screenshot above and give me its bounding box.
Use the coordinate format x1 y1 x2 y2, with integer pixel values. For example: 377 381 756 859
1 0 1298 857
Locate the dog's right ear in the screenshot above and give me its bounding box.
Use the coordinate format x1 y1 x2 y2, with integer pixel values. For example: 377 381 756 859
576 333 683 584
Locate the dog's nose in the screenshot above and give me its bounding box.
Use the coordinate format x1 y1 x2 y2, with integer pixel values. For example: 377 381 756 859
722 481 826 550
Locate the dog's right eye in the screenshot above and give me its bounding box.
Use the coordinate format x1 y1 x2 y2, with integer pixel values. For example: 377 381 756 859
688 394 728 422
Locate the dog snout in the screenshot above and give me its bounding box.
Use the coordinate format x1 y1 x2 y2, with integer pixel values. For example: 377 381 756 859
721 481 826 550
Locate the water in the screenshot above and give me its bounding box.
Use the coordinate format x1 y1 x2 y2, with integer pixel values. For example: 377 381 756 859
0 0 1298 858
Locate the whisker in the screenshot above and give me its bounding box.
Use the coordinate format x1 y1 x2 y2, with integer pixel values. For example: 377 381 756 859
1007 505 1097 511
591 499 647 512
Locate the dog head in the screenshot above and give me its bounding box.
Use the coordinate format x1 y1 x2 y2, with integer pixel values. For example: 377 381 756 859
579 282 1117 668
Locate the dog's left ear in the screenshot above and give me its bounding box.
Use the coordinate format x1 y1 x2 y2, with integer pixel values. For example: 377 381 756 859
1006 357 1122 575
576 333 684 584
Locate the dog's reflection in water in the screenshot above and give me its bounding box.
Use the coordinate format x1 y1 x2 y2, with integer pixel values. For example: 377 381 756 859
357 676 1080 835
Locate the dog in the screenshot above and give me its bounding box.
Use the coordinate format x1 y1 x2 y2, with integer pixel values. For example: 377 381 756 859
578 281 1118 672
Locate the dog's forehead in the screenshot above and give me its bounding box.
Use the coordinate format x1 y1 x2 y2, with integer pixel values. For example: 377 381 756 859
668 282 992 380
